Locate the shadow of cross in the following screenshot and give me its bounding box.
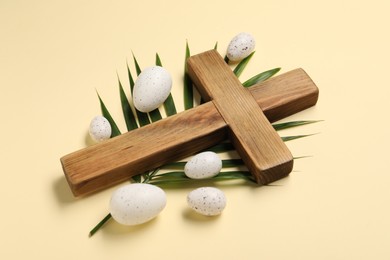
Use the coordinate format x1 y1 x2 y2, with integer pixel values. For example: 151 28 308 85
60 50 319 197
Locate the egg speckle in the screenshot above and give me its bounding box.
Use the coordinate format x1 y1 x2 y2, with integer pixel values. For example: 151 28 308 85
226 32 256 62
89 115 112 142
109 183 167 226
133 66 172 112
184 151 222 179
187 187 226 216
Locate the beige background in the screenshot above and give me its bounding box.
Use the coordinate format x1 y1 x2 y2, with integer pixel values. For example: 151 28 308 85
1 0 389 259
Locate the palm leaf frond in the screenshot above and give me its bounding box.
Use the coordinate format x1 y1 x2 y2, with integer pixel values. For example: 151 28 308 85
97 92 121 137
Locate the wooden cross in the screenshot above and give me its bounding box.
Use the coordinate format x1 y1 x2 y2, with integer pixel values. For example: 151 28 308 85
61 50 319 196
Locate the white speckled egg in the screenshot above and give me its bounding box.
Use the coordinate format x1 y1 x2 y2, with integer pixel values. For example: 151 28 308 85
226 32 256 62
184 151 222 179
89 115 112 142
109 183 167 226
133 66 172 113
187 187 226 216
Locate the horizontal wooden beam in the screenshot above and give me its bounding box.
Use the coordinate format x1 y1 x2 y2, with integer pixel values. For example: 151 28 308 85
60 68 318 196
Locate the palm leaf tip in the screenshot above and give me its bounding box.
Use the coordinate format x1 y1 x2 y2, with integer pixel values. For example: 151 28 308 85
282 133 316 142
273 120 321 131
183 41 193 110
126 61 135 92
242 67 281 87
89 213 111 237
132 52 142 76
155 53 162 66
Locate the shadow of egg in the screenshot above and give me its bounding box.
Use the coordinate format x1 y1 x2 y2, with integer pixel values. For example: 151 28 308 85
181 208 221 222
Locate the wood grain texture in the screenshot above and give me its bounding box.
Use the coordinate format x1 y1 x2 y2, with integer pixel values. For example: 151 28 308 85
61 63 319 196
252 68 319 122
186 50 293 184
61 102 227 196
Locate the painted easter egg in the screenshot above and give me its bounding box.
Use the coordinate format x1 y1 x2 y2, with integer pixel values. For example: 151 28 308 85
89 115 112 142
109 183 167 225
133 66 172 113
187 187 227 216
184 151 222 179
226 32 256 62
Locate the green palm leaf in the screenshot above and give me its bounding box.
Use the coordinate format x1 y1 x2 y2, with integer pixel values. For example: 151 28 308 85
213 171 254 182
118 76 138 131
222 159 244 167
242 68 281 87
89 213 111 237
131 53 151 126
143 55 163 122
127 61 135 93
183 41 193 110
273 120 321 131
132 52 142 76
148 109 162 122
156 53 177 117
155 53 162 66
134 105 150 127
163 94 177 116
97 92 121 137
155 171 187 178
132 174 142 183
282 134 315 142
233 51 255 78
149 170 256 186
163 159 245 169
208 142 235 153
